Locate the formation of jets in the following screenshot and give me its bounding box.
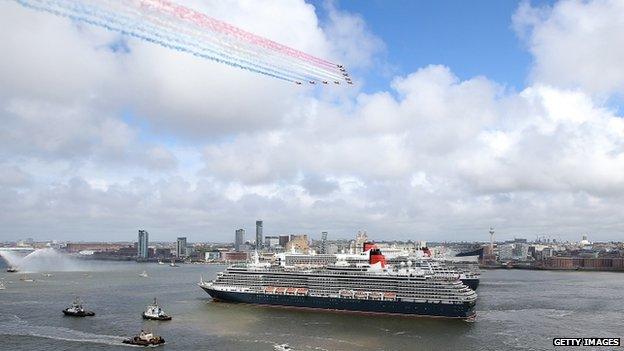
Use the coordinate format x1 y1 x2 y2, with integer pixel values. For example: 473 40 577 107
293 64 352 86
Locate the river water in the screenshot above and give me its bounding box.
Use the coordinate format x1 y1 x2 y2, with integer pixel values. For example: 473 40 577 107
0 260 622 350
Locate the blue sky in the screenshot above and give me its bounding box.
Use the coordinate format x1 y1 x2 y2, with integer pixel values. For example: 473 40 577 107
313 0 555 93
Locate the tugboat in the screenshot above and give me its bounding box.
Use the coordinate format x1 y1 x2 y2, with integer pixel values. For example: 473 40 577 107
122 330 165 347
62 297 95 317
6 267 18 273
142 298 172 321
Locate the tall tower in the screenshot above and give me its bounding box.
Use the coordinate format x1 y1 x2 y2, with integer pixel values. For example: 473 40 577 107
176 237 187 258
235 229 245 251
137 230 149 259
256 220 263 250
489 226 495 252
320 231 328 254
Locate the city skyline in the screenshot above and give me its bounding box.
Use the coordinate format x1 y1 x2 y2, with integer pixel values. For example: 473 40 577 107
2 0 624 242
0 224 599 245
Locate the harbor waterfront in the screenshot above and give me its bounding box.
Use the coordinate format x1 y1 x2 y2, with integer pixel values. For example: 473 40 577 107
0 262 622 351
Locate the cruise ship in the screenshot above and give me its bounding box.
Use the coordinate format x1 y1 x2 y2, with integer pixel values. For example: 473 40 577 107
277 245 481 291
199 246 477 319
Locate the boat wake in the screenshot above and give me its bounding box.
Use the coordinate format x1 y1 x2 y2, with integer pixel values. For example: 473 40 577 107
0 315 125 346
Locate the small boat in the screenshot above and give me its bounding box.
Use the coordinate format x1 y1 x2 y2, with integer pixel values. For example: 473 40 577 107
169 259 178 267
139 270 149 278
6 267 18 273
62 297 95 317
41 273 53 277
19 275 35 282
0 281 5 290
122 330 165 347
274 344 293 351
142 298 172 321
157 260 164 265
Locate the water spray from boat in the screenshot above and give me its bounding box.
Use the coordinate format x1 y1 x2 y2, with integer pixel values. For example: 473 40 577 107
0 248 92 273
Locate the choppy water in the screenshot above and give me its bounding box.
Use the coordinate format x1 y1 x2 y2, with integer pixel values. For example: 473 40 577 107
0 261 622 350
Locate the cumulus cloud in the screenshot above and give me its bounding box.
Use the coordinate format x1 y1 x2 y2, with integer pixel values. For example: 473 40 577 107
513 0 624 97
198 64 624 240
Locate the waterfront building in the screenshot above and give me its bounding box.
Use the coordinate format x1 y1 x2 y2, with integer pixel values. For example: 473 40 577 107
204 251 221 261
537 257 624 271
176 237 187 258
264 236 279 248
222 251 249 262
66 243 127 253
286 235 309 252
256 220 263 249
235 229 246 251
349 230 368 253
279 235 290 247
153 247 174 259
137 230 149 259
512 243 529 260
498 244 513 260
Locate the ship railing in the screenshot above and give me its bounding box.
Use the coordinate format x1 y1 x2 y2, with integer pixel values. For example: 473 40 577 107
262 286 309 296
399 297 465 304
211 285 251 293
337 289 398 301
227 266 448 279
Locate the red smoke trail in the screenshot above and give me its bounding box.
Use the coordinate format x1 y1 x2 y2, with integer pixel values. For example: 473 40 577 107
141 0 340 71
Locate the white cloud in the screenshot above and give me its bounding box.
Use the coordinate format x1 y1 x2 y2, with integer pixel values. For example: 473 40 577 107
513 0 624 97
1 0 624 242
198 65 624 240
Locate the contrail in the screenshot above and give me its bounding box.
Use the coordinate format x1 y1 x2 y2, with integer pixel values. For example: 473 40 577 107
14 0 353 86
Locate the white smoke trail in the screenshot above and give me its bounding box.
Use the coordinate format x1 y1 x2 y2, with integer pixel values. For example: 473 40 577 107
14 0 352 85
17 0 298 82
